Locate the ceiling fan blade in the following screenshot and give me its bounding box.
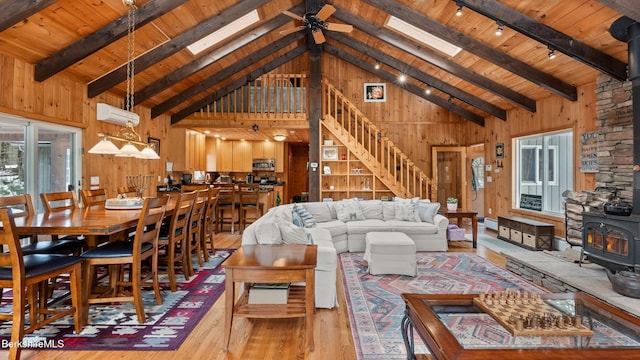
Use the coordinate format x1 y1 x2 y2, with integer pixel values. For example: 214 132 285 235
325 23 353 33
283 10 304 21
279 26 305 36
312 29 326 44
316 4 336 21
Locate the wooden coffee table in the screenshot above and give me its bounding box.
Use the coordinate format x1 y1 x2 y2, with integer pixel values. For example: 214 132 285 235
222 244 317 352
401 293 640 359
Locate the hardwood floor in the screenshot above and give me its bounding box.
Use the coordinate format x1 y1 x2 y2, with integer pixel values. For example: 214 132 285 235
21 227 503 360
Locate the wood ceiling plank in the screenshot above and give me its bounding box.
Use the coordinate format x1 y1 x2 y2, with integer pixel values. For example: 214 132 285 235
595 0 640 23
88 0 271 98
0 0 59 33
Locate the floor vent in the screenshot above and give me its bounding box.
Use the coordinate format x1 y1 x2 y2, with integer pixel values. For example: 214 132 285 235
484 217 498 231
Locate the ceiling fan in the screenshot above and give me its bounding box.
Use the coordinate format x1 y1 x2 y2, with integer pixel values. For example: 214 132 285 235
279 4 353 44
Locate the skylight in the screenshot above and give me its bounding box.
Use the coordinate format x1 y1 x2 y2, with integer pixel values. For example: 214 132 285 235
386 16 462 57
187 10 260 55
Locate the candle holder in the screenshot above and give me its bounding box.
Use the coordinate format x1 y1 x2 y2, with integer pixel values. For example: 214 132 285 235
126 174 153 199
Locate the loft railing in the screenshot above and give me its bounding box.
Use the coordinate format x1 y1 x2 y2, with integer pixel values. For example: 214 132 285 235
322 79 436 201
192 73 308 120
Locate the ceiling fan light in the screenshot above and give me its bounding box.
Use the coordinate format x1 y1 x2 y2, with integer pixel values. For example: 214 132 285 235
273 135 287 142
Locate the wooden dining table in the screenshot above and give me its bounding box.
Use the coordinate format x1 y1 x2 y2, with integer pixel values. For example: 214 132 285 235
12 196 177 248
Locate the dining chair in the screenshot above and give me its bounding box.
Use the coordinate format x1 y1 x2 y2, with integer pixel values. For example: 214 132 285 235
39 191 86 254
117 186 138 198
186 190 208 276
158 191 195 292
201 187 220 261
181 184 208 192
238 183 264 233
0 208 83 360
81 196 168 324
0 194 84 255
215 184 238 233
81 188 108 207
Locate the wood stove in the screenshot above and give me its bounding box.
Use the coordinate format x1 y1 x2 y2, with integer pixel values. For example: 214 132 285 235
583 212 640 272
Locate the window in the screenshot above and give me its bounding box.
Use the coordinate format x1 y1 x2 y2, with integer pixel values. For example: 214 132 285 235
0 113 82 212
514 130 572 215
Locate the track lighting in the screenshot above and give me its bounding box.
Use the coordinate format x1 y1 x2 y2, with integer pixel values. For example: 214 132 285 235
495 21 504 36
425 87 432 95
374 62 380 70
456 4 463 16
448 96 454 103
398 74 406 82
548 46 556 59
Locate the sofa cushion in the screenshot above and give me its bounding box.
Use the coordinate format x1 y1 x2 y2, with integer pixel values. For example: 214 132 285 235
279 220 313 244
382 201 395 221
359 200 383 219
394 197 421 222
385 220 439 234
346 219 390 234
255 221 283 245
334 199 365 222
418 201 441 224
315 220 347 237
303 202 333 222
294 203 316 227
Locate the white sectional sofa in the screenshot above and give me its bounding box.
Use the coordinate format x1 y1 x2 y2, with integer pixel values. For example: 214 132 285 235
241 198 449 309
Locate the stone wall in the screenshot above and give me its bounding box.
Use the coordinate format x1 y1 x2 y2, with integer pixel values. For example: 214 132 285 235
595 75 634 199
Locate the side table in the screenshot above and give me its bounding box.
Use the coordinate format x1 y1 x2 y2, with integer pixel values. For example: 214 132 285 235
439 208 478 248
222 244 317 352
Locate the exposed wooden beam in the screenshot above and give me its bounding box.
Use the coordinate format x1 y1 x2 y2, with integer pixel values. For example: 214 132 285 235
327 32 506 120
134 6 304 105
596 0 640 23
170 45 308 124
324 44 485 126
457 0 627 81
152 32 304 118
88 0 271 98
34 0 191 82
333 9 536 112
361 0 577 101
0 0 58 33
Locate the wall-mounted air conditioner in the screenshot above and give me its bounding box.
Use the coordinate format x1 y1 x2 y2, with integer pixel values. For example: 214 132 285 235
96 103 140 127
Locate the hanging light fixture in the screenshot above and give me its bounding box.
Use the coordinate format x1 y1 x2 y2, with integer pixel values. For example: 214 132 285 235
88 0 158 160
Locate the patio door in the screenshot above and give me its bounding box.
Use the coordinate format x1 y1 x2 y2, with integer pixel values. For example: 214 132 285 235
432 146 467 208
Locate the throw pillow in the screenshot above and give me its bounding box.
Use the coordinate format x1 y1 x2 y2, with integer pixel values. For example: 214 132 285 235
303 202 333 222
294 203 316 228
291 207 304 227
255 221 282 245
279 220 312 244
394 197 421 222
418 201 441 224
334 199 365 222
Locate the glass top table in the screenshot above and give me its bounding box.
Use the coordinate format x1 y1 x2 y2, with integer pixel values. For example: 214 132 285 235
401 293 640 360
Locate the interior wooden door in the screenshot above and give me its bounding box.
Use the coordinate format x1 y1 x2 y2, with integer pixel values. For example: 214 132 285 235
432 147 467 208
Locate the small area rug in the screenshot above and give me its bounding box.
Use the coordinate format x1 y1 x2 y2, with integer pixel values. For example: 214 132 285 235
0 249 233 351
340 252 547 360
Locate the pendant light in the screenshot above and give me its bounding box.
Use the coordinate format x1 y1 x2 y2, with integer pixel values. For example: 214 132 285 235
88 0 158 160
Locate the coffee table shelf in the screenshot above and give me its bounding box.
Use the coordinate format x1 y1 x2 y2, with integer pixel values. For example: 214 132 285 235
234 285 307 318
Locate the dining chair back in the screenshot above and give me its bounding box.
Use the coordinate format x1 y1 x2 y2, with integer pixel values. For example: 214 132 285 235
186 190 208 276
158 191 196 292
201 187 220 261
215 184 238 233
238 183 265 233
81 196 168 323
0 208 83 360
40 191 80 212
181 184 208 192
117 186 138 198
81 188 108 207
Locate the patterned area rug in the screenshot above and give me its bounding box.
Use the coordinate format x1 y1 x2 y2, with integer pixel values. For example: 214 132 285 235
339 252 547 360
0 249 233 351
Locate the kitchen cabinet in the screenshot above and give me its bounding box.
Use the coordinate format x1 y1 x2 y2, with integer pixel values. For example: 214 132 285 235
167 128 206 172
216 140 233 172
215 140 285 173
232 141 253 172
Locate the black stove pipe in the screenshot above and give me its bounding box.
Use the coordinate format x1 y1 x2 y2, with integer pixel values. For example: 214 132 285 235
611 17 640 215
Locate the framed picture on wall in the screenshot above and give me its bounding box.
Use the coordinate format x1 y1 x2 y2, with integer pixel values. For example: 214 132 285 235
364 83 386 102
148 137 160 154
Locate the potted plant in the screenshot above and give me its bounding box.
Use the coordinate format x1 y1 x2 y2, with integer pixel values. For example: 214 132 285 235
447 197 458 211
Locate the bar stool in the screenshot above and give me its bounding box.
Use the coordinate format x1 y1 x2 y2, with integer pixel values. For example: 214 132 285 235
238 183 264 233
215 184 238 233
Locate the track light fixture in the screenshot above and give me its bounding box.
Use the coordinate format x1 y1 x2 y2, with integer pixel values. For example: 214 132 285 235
374 62 380 70
495 21 504 36
425 86 432 95
448 95 454 103
398 74 406 82
548 46 556 59
455 4 463 16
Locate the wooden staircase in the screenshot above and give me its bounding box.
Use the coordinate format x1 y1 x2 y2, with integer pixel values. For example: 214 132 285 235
321 79 436 201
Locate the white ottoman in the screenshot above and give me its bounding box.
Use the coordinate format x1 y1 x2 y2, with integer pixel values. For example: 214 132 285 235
363 232 416 276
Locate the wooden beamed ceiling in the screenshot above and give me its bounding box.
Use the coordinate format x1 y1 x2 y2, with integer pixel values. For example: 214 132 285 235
0 0 631 137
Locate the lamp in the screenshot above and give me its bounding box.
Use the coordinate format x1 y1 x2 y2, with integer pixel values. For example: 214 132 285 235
88 0 159 160
273 134 287 142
